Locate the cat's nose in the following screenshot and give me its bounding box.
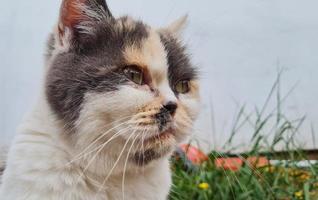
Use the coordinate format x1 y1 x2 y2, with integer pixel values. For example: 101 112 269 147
163 101 178 116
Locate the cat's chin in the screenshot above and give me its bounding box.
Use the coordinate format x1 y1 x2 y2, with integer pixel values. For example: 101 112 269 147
130 129 178 166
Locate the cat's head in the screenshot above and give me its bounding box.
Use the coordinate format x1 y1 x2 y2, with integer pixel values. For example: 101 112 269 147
46 0 200 167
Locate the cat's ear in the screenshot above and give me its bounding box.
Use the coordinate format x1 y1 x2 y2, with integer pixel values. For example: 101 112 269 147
57 0 113 47
165 15 188 36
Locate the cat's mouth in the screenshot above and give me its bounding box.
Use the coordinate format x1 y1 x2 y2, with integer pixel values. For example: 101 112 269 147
143 128 176 144
132 129 176 166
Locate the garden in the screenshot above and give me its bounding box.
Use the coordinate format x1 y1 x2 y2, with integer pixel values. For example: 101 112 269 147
169 74 318 200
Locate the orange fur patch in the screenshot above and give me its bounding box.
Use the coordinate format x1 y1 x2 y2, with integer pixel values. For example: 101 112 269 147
123 30 168 87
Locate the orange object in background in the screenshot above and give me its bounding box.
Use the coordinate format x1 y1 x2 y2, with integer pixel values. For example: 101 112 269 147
179 144 209 165
179 144 269 170
215 157 243 171
215 157 269 171
246 156 269 168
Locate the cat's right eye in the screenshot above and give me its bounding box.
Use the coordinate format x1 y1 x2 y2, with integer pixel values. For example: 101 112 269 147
123 65 144 85
175 80 190 94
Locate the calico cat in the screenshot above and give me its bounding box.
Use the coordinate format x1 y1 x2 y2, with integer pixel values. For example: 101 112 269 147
0 0 200 199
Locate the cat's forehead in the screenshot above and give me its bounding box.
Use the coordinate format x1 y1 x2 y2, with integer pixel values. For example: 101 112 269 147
123 27 169 84
95 16 182 85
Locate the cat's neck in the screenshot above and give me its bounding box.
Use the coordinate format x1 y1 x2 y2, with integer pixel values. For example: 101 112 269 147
18 90 62 138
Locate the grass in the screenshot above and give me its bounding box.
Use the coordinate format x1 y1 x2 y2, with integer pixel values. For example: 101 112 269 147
170 152 318 200
169 72 318 200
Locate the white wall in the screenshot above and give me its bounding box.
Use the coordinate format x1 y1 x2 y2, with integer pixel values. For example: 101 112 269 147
1 0 317 151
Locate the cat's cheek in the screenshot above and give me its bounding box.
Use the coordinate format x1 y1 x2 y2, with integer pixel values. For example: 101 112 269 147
113 85 155 112
75 86 154 131
84 86 154 114
178 95 201 120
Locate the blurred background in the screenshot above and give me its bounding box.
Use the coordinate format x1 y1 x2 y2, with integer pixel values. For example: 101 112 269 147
0 0 317 152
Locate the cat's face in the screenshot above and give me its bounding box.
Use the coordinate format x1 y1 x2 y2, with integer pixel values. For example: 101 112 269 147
46 0 199 167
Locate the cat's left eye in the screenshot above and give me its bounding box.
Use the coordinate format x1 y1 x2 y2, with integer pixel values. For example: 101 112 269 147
123 65 144 85
175 80 190 94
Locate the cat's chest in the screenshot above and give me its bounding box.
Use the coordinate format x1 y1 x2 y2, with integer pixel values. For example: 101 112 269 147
104 181 170 200
92 169 171 200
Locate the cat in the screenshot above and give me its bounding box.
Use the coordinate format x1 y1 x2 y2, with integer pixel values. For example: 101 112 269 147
0 0 200 199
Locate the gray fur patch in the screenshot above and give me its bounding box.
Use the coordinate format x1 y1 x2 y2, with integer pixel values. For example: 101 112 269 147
160 33 198 93
132 148 171 166
46 17 149 131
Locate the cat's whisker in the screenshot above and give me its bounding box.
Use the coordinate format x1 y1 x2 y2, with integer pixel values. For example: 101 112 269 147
96 128 138 194
66 124 132 166
67 116 135 165
137 126 149 174
141 129 148 172
62 111 130 138
74 125 133 183
155 128 164 156
134 128 145 154
122 128 143 200
131 110 159 120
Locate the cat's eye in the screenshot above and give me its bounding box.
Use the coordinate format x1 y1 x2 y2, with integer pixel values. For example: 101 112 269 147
175 80 190 94
123 65 144 85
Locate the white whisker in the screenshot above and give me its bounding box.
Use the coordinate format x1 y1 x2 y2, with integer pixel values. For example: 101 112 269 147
95 128 138 195
122 129 142 200
75 125 132 184
66 115 134 165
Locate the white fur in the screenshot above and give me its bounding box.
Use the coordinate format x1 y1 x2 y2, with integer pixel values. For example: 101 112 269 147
0 93 172 200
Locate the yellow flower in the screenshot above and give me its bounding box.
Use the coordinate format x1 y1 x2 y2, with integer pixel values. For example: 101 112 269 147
294 190 303 198
198 182 209 190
